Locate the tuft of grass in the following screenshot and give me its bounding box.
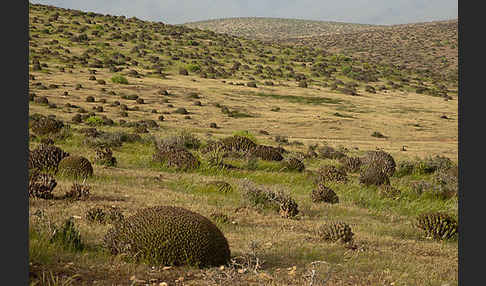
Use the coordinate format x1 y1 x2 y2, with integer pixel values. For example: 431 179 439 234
111 75 129 84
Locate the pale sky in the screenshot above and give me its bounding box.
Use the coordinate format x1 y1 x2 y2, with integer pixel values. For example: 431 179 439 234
30 0 458 25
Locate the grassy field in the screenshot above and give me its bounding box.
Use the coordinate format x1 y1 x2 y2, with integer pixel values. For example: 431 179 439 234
28 3 458 285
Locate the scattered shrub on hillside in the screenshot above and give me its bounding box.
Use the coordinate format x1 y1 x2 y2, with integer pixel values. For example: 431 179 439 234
431 169 458 199
414 212 458 240
311 183 339 204
359 164 390 186
281 157 305 172
153 142 200 171
339 156 362 173
94 147 117 167
371 131 387 138
29 144 70 172
419 155 455 174
204 145 232 170
394 160 416 177
103 206 231 267
28 169 57 199
317 145 346 160
316 165 348 183
63 182 91 200
361 150 396 177
249 145 284 161
30 115 64 136
317 221 354 243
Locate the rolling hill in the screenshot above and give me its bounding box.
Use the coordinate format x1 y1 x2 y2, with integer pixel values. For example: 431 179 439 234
184 17 458 84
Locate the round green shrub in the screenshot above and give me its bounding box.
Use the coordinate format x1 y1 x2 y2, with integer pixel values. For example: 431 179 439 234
58 155 94 179
103 206 231 267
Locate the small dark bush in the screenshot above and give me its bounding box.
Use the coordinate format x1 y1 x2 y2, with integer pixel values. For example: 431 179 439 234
311 183 339 204
359 165 390 186
371 131 387 138
94 147 117 167
317 221 354 243
281 157 305 172
63 182 91 200
29 144 70 172
174 107 189 114
153 143 200 170
28 169 57 199
316 165 348 183
339 156 362 173
361 150 396 177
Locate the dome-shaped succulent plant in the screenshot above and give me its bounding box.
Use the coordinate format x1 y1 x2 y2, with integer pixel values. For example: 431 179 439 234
103 206 231 267
153 144 200 170
414 212 458 240
28 169 57 199
58 155 94 179
281 157 305 172
361 150 396 177
339 156 362 173
359 164 390 186
317 221 354 243
29 144 70 172
220 135 257 153
250 145 284 161
316 165 348 183
311 184 339 204
30 115 65 136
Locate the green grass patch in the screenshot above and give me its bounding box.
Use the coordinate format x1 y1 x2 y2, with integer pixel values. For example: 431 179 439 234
111 75 129 84
254 92 344 105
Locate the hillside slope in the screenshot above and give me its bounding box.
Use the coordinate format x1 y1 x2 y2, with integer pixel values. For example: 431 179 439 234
184 17 378 41
184 18 458 84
